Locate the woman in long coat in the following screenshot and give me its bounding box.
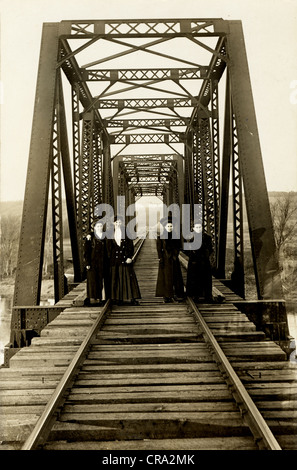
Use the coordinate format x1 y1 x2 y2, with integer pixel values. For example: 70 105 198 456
185 221 213 302
84 219 110 305
155 216 184 302
108 215 141 305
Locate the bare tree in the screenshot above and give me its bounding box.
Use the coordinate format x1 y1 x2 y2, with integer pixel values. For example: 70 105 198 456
270 192 297 261
0 215 21 278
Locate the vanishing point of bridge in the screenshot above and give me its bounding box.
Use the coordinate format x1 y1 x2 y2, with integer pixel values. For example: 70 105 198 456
1 18 296 451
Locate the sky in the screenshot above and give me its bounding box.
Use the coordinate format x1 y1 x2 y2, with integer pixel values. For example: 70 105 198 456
0 0 297 202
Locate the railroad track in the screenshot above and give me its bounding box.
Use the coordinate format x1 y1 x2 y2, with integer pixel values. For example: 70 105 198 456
0 238 296 451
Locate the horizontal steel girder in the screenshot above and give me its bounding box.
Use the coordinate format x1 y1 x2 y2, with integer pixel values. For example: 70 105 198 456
59 19 225 36
110 133 184 144
96 98 199 109
104 118 189 128
80 67 208 81
118 154 180 162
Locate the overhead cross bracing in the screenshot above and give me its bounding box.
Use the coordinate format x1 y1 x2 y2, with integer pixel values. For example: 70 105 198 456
57 17 226 205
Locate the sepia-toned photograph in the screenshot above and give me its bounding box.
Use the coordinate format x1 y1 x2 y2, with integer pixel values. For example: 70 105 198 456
0 0 296 457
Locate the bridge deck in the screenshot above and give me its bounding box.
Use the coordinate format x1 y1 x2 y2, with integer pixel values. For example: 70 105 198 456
0 239 296 450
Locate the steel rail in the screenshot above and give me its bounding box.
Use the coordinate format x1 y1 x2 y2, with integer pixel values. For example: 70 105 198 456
132 235 146 261
21 235 146 450
179 253 281 449
187 297 282 450
21 299 111 450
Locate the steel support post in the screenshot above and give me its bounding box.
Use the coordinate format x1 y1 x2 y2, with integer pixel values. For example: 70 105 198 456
184 133 194 219
112 155 120 214
13 23 60 306
92 127 102 214
77 110 95 250
176 155 184 208
102 134 114 206
172 163 180 206
193 126 203 207
199 120 215 232
227 21 283 299
58 72 83 282
71 83 81 218
119 164 129 220
217 71 232 278
210 79 220 262
51 81 65 302
231 111 245 298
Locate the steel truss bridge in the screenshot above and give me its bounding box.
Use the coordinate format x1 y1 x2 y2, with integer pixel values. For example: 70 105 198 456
10 18 291 355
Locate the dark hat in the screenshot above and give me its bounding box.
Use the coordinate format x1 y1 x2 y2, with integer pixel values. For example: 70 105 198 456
113 215 124 223
193 218 202 226
94 218 104 226
160 215 178 226
93 219 106 228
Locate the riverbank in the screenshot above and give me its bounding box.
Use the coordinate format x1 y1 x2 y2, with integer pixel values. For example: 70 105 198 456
0 277 55 301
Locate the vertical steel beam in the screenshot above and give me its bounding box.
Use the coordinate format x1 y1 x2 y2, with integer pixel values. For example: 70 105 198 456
91 127 102 216
231 111 245 298
227 21 283 299
217 71 232 277
184 133 194 218
176 155 184 208
193 125 203 206
13 23 60 306
71 83 81 217
199 119 215 235
51 88 64 302
210 79 220 259
112 155 120 213
80 111 94 240
58 72 83 282
102 134 114 206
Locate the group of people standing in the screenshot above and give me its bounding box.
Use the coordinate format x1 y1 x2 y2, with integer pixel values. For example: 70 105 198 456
84 214 213 307
156 215 213 303
84 215 140 306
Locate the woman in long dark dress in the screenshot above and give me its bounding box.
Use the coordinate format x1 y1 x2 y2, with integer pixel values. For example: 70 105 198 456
155 216 184 303
84 219 110 306
108 215 141 305
185 221 213 302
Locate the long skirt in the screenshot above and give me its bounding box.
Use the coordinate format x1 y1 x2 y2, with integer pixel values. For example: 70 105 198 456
186 259 212 299
110 264 141 301
87 268 105 300
155 259 184 298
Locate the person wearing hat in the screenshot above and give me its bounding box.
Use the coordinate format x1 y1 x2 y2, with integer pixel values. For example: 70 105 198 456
155 215 185 303
107 215 141 305
184 220 213 302
84 219 110 306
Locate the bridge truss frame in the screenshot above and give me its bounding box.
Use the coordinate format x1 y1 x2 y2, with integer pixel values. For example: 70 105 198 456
13 18 284 311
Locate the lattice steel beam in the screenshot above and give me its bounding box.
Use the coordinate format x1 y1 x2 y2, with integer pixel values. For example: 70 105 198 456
58 72 83 283
231 111 245 298
79 112 94 239
186 37 227 137
217 71 232 278
118 154 179 161
71 83 81 218
96 98 195 109
105 118 188 128
59 38 109 139
60 19 222 37
111 133 185 144
51 95 65 303
81 67 208 81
